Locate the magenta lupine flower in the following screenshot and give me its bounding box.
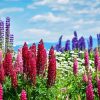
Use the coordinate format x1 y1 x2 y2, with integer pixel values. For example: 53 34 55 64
84 50 89 70
47 46 56 87
30 43 37 61
94 49 99 70
20 90 27 100
37 39 47 75
14 51 23 73
0 83 3 100
10 69 18 88
22 42 28 73
0 64 5 84
83 73 88 82
97 79 100 97
73 58 78 76
3 51 13 76
86 82 94 100
88 72 92 83
30 57 36 86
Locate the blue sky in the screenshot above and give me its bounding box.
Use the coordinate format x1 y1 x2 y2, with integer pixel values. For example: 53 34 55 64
0 0 100 45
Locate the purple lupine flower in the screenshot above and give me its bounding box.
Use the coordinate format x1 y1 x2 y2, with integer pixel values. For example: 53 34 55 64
88 35 93 52
97 33 100 47
73 58 78 76
0 20 4 50
72 31 78 50
55 35 63 52
65 40 70 51
78 36 86 50
5 17 10 52
86 82 94 100
74 31 78 38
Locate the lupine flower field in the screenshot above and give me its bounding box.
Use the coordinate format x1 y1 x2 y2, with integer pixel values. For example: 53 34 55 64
0 30 100 100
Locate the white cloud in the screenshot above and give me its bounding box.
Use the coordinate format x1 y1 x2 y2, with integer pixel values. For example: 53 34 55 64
57 0 69 4
27 0 69 10
0 7 24 15
23 28 50 35
30 13 69 23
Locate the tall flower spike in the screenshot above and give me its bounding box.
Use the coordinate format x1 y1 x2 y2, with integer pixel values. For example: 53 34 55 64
0 64 5 84
3 51 13 76
86 82 94 100
29 57 36 86
30 43 37 60
14 51 23 73
73 58 78 76
37 39 47 75
20 90 27 100
84 50 89 70
94 48 99 71
47 46 56 87
97 79 100 98
65 40 70 51
0 83 3 100
22 42 28 73
83 73 88 82
10 69 18 88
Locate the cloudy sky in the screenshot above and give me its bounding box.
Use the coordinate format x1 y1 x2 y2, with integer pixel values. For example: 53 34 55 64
0 0 100 45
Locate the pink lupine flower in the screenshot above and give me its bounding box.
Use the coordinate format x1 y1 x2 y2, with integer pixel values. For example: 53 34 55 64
47 46 56 87
10 69 18 88
88 72 92 83
73 58 78 76
22 42 28 73
37 39 47 75
0 64 5 84
97 79 100 97
14 51 23 73
20 90 27 100
86 82 94 100
94 49 99 70
0 83 3 100
29 57 36 86
83 73 88 82
3 51 13 76
84 50 89 70
30 43 37 60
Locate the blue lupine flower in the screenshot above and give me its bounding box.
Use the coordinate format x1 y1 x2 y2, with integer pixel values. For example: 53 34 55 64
97 33 100 47
65 40 70 51
78 36 85 50
88 35 93 51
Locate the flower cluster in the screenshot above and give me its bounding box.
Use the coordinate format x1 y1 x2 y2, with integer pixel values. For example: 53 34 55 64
0 64 5 84
47 46 56 87
22 42 28 73
73 58 78 76
20 90 27 100
94 48 99 70
84 50 89 69
86 82 94 100
37 39 47 76
3 51 13 76
0 84 3 100
10 69 18 88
